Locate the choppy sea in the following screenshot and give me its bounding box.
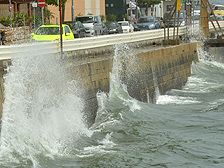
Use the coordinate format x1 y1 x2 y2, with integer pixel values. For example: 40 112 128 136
0 44 223 168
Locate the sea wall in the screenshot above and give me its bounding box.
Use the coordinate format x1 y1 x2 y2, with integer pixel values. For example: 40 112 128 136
66 42 200 126
0 42 201 126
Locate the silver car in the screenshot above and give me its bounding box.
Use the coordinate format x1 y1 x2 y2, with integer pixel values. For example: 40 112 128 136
75 15 104 36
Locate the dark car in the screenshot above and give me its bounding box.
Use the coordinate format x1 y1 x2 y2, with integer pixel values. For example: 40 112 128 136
104 22 123 34
137 16 160 30
102 22 109 35
63 21 86 38
163 10 186 27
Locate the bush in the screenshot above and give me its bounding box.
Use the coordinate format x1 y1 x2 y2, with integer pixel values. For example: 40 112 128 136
106 14 116 22
0 12 33 27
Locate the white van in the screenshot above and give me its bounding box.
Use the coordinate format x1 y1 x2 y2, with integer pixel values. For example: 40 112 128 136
75 15 104 36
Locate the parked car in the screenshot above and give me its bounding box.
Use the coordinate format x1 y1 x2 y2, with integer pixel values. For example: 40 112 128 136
209 15 224 22
102 22 109 35
63 21 86 38
129 20 139 31
30 24 74 42
104 22 123 34
163 10 186 27
75 15 104 36
118 21 134 33
211 4 224 18
137 16 160 30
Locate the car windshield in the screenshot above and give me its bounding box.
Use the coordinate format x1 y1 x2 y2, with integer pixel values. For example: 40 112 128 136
105 22 116 27
138 17 154 23
36 27 62 35
76 17 93 23
119 22 128 26
214 6 224 10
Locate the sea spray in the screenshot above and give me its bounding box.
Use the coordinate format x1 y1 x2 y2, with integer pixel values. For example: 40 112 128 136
0 44 92 167
94 44 141 128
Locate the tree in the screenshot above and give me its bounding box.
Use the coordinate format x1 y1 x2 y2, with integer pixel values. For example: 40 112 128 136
44 9 55 23
45 0 67 22
138 0 161 16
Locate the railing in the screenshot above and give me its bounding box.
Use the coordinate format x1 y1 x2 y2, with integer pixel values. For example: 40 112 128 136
62 27 186 52
0 22 223 60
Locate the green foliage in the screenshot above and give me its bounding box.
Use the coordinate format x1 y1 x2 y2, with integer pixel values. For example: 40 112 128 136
77 13 83 16
45 0 67 7
106 14 116 22
0 15 11 27
87 12 93 15
44 9 55 23
45 0 67 22
100 15 106 22
0 12 33 27
123 13 129 21
33 15 41 29
138 0 161 6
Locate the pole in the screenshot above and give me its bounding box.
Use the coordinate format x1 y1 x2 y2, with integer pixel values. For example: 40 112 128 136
59 0 63 55
41 7 44 25
136 0 138 19
9 0 12 27
72 0 74 21
34 5 35 29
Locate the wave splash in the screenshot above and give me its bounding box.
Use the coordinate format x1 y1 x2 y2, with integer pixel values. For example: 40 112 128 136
0 45 92 167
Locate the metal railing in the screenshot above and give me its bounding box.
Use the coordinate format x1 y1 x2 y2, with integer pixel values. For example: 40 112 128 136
0 22 223 60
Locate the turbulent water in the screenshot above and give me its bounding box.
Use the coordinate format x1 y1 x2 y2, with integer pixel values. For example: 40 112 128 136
0 44 223 168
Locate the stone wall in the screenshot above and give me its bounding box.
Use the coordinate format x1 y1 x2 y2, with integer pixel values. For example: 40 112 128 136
0 26 30 45
65 42 200 126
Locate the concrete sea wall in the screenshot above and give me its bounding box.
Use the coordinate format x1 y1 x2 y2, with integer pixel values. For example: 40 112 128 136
0 42 200 127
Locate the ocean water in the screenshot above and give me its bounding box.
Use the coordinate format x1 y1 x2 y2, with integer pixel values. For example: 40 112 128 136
0 44 223 168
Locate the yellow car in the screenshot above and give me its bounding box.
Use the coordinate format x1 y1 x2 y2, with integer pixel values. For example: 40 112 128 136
30 24 74 42
212 5 224 18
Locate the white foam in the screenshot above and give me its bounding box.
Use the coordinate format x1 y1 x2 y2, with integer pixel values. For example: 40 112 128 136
0 44 92 166
157 95 200 105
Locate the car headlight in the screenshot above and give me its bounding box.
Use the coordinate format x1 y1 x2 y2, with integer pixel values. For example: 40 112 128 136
112 29 116 31
180 21 185 26
149 24 155 28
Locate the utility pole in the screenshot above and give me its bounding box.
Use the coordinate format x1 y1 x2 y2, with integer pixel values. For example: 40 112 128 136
59 0 63 56
72 0 74 21
136 0 138 19
9 0 12 27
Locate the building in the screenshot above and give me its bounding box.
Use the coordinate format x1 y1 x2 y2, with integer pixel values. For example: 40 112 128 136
0 0 32 19
105 0 126 21
48 0 105 24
